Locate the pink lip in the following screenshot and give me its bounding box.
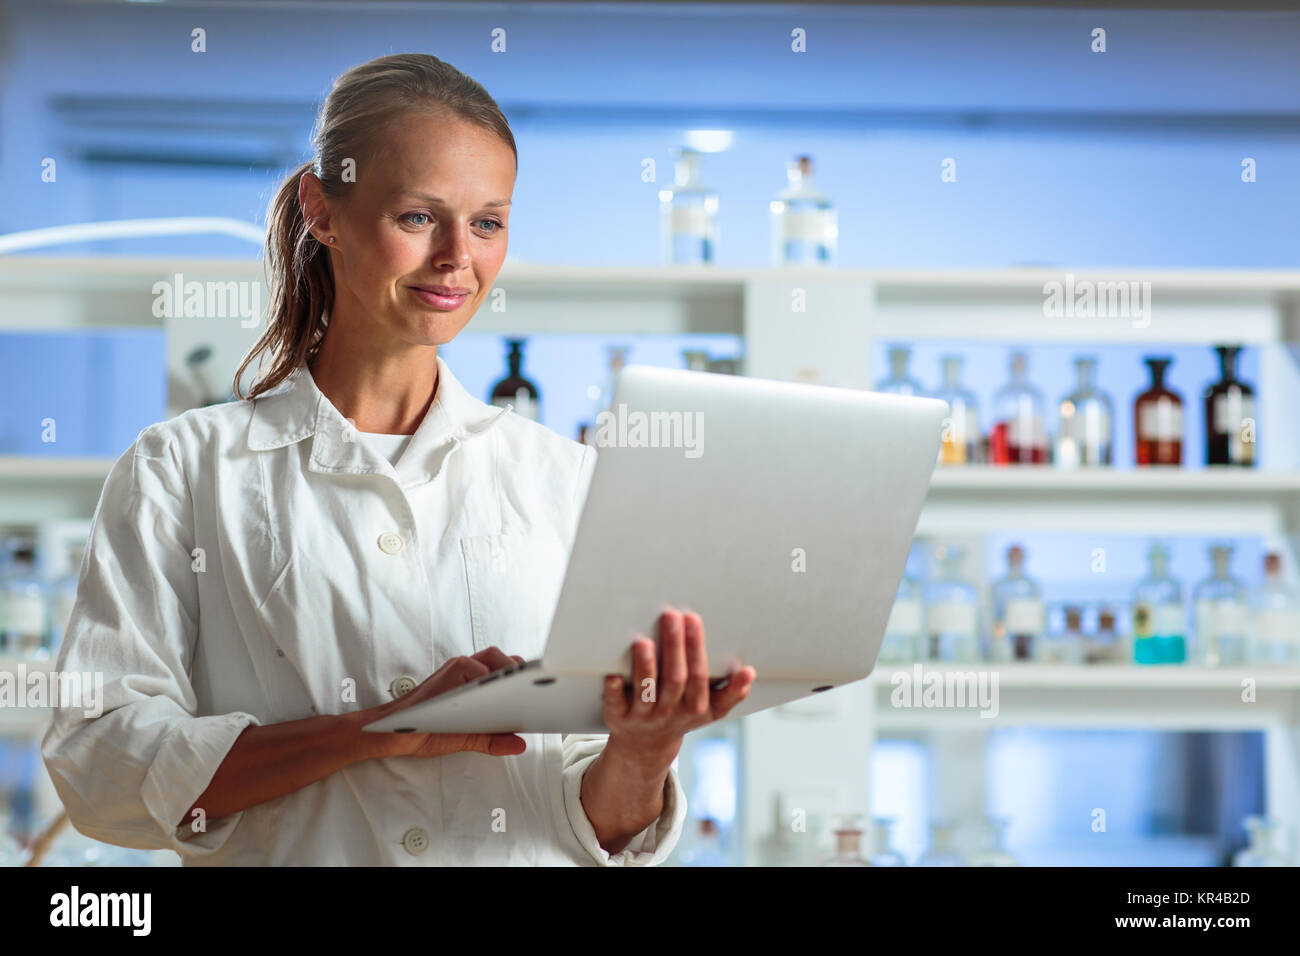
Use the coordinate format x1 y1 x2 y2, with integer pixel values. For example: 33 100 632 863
411 286 471 310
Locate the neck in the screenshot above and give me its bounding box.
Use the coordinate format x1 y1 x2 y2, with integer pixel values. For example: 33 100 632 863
308 297 440 435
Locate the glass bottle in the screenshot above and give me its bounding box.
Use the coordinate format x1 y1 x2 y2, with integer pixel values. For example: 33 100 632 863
45 539 86 660
989 545 1044 662
1134 357 1183 466
659 147 718 266
936 355 979 465
969 818 1017 867
1252 552 1300 664
917 821 965 866
770 155 837 267
880 574 925 663
1133 543 1185 665
681 349 711 372
875 346 923 397
1232 816 1291 867
1 538 48 656
591 345 630 418
925 545 980 662
990 352 1048 465
1055 357 1113 468
489 339 540 422
1205 345 1256 467
821 815 872 866
1043 605 1087 666
867 818 906 866
1086 607 1125 664
1194 545 1249 667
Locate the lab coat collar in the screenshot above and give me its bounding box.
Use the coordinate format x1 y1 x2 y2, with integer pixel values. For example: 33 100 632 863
247 353 510 488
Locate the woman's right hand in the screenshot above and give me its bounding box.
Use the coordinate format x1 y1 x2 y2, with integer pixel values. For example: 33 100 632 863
369 647 528 759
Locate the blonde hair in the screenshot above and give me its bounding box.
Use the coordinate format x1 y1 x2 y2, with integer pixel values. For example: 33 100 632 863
235 53 517 400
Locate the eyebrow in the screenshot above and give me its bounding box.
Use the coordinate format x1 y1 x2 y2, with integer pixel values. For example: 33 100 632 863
390 190 511 208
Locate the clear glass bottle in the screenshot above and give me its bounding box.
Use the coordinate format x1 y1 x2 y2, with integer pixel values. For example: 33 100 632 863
867 818 906 866
1205 345 1256 467
876 346 923 397
770 155 837 267
1042 605 1088 665
45 539 85 660
1232 816 1291 867
821 815 873 866
659 147 718 266
1055 357 1113 468
917 820 965 866
1252 552 1300 664
592 345 630 419
1134 357 1183 466
936 355 979 465
969 818 1017 867
989 545 1045 662
1194 545 1249 667
1086 607 1125 664
925 545 980 662
488 339 540 422
880 574 925 663
1 538 48 656
681 349 711 372
1132 544 1185 665
990 352 1048 465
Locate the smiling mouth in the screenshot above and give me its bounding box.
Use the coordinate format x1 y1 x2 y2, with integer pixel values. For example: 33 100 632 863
410 287 472 310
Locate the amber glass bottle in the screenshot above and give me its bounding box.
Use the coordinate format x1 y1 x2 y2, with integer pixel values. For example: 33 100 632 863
1134 357 1182 466
1204 345 1255 467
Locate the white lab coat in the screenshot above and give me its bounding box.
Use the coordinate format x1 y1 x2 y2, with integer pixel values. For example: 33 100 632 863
41 355 685 865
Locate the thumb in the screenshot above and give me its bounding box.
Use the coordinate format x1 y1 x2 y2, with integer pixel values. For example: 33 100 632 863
474 733 526 756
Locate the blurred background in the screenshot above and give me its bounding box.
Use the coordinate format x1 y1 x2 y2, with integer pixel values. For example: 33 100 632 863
2 0 1300 867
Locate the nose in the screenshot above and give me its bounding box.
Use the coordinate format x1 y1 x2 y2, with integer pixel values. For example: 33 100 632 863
432 220 472 272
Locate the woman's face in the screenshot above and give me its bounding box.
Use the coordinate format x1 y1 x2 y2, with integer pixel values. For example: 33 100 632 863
306 110 515 349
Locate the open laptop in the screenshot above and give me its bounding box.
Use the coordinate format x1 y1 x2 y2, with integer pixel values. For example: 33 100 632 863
364 364 947 735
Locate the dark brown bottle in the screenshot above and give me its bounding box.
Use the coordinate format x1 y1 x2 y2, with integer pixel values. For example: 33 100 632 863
1134 357 1182 466
1204 345 1255 467
489 339 540 422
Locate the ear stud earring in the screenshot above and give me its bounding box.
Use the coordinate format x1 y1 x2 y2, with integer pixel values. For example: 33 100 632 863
328 237 335 244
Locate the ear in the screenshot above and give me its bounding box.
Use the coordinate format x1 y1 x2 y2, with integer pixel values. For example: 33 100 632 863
299 171 333 242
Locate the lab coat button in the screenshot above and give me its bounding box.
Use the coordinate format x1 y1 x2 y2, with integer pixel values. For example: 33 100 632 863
390 675 418 698
402 827 430 856
378 532 405 555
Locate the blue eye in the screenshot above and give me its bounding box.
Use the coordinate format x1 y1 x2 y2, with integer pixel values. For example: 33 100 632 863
477 219 502 233
402 212 431 227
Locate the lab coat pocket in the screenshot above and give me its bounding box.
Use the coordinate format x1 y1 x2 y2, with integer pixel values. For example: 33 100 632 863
460 533 569 662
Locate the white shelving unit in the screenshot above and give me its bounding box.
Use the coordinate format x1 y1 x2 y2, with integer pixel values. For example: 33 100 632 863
4 256 1300 863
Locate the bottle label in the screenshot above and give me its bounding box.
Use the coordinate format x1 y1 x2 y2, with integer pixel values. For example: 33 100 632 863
885 597 923 636
1256 607 1297 643
929 602 976 638
1153 603 1184 637
1139 400 1182 441
1005 598 1045 634
1197 599 1247 638
3 593 46 635
671 205 712 237
780 209 834 243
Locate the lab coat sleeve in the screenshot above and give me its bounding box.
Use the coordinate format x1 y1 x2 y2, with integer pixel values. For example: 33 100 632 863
560 734 687 866
41 423 261 857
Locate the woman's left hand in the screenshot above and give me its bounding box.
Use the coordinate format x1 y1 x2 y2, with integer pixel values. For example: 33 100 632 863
601 607 755 766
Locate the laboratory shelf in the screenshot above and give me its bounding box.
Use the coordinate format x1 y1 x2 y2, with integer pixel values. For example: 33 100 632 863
0 456 116 480
867 663 1300 731
919 466 1300 535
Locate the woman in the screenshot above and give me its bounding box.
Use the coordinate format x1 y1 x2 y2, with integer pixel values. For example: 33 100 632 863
41 53 754 866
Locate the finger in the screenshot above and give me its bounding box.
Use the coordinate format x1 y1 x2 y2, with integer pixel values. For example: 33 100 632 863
601 674 628 726
656 609 687 712
710 665 756 720
485 733 527 756
510 655 526 665
681 610 710 716
631 637 658 717
470 646 516 673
